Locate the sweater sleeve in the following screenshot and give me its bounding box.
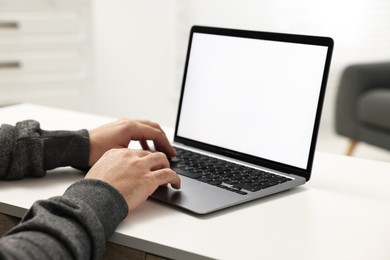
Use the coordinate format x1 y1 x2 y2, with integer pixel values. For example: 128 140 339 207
0 120 90 180
0 179 128 260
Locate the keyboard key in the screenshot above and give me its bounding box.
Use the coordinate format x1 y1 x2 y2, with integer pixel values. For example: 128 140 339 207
172 167 202 179
198 176 212 183
233 184 261 192
208 179 223 185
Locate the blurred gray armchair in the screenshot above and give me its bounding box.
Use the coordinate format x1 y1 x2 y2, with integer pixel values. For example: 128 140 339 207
335 61 390 155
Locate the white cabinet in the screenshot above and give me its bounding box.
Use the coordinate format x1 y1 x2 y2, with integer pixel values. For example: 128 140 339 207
0 0 91 110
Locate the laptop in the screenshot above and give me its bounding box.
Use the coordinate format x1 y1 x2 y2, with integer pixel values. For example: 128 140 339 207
151 25 334 214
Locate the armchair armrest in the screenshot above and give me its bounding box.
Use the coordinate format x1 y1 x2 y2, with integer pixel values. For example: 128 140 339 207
335 61 390 139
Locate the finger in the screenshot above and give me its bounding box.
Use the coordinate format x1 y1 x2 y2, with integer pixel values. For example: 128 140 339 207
143 152 170 170
153 168 181 189
136 124 176 157
138 120 166 135
154 141 177 157
140 139 150 151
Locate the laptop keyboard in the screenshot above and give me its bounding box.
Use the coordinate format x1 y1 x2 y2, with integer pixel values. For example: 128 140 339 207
170 147 291 195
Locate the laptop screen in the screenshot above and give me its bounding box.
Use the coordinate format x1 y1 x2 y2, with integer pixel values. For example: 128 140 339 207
175 26 333 177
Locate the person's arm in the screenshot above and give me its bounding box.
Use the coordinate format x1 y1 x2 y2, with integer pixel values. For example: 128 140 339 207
0 148 180 260
0 179 128 259
0 119 180 259
0 118 176 180
0 120 89 180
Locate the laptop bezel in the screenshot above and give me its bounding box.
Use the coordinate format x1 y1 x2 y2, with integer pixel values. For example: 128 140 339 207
173 25 334 181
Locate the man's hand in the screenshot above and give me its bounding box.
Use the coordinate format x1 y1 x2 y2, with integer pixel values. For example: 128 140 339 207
88 119 176 167
85 148 181 213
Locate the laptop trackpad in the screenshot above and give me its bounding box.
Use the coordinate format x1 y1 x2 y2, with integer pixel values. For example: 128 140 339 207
151 176 244 214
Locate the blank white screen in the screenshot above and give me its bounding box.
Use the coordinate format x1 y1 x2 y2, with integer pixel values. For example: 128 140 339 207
177 33 328 169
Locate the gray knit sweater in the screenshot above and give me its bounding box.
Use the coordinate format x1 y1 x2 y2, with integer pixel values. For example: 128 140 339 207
0 120 128 259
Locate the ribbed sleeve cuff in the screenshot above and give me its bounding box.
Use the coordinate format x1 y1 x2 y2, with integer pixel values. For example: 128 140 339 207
41 129 90 170
63 179 129 239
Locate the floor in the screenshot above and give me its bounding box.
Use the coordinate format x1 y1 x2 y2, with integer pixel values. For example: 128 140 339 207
317 128 390 163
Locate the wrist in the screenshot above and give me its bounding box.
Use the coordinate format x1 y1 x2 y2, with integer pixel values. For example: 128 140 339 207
42 129 90 170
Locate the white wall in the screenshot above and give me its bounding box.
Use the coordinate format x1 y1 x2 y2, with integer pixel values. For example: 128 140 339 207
90 0 178 127
90 0 390 131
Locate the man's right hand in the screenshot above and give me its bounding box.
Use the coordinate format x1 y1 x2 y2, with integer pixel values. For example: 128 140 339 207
85 148 181 214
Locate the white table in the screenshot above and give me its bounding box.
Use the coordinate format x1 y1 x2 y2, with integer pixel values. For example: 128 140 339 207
1 103 390 260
